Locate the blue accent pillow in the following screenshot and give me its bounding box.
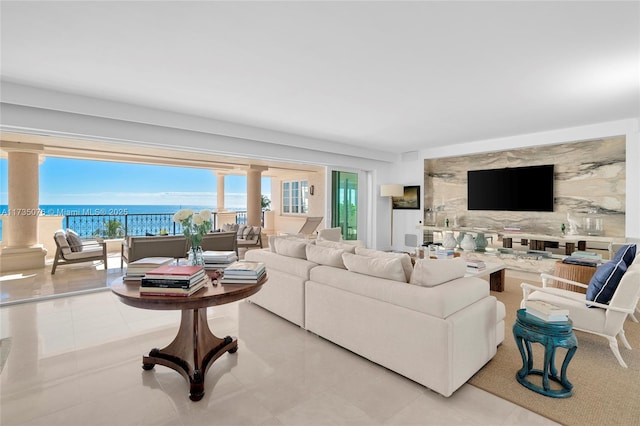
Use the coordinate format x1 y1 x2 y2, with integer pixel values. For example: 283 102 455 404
613 244 636 266
586 259 627 305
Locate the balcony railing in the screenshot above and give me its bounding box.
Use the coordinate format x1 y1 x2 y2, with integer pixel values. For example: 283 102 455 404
64 211 252 239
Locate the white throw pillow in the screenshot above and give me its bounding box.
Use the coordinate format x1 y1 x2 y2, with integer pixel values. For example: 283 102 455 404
316 240 357 253
66 229 83 252
269 235 313 252
306 244 346 268
410 258 467 287
274 238 308 259
355 247 413 282
54 230 72 255
342 252 407 282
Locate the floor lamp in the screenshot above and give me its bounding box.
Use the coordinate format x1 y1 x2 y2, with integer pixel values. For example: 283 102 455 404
380 184 404 249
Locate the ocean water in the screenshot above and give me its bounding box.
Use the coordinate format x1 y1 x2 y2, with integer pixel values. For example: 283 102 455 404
0 204 245 240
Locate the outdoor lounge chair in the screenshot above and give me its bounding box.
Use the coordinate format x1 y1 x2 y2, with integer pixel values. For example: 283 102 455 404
52 229 107 274
296 216 323 237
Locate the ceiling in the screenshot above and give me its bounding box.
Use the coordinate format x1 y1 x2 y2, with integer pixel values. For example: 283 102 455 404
1 1 638 156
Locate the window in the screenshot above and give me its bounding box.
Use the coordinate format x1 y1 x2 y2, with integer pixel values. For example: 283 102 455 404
282 180 309 214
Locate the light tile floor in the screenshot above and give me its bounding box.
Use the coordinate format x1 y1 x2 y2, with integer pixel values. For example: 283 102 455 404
0 256 559 425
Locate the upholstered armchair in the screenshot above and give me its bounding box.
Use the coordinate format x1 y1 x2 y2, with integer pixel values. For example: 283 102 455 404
520 247 639 367
200 231 237 253
52 229 107 274
236 226 263 253
121 235 188 268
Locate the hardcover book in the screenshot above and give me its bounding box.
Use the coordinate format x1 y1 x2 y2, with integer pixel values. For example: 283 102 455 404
140 279 207 297
525 300 569 322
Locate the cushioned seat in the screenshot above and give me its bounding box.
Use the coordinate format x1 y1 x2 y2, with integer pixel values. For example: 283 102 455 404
52 229 107 274
236 225 263 252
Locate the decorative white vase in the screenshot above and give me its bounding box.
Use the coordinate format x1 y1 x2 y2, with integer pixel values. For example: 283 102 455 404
461 234 476 251
442 232 457 249
474 233 488 251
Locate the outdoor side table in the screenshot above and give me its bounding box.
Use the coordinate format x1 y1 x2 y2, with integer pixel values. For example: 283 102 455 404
512 308 578 398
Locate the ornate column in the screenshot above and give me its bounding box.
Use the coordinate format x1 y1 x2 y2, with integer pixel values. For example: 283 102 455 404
0 141 48 272
246 166 267 227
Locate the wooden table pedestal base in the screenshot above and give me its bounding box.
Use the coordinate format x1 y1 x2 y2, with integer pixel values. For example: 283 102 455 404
142 307 237 401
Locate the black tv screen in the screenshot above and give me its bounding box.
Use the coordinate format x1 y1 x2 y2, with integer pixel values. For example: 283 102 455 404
467 165 554 212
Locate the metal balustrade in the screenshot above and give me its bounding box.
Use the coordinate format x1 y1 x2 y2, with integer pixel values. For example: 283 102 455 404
64 211 255 239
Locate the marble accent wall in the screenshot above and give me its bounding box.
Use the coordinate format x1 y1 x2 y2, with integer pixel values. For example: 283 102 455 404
424 137 626 237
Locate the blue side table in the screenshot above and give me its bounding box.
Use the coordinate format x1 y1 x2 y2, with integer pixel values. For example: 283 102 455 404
512 308 578 398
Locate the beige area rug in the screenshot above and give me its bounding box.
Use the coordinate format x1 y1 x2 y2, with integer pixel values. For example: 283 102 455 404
469 274 640 426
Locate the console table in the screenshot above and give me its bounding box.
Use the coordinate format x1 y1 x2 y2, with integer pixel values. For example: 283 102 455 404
111 273 266 401
501 232 622 258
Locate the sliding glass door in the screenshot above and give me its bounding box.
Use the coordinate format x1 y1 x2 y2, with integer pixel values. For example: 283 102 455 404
331 171 358 240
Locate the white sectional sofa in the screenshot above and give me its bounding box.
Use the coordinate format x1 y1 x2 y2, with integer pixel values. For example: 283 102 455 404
245 237 505 397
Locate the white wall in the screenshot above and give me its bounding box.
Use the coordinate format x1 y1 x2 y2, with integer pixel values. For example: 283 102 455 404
391 119 640 245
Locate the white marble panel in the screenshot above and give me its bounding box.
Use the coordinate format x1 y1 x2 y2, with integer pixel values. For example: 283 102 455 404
424 137 626 238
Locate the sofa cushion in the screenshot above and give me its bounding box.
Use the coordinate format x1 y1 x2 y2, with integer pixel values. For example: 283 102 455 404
586 258 627 305
245 249 317 280
66 229 83 252
613 244 636 266
410 258 467 287
268 235 313 252
236 225 247 238
355 247 413 282
221 223 239 232
54 230 72 256
342 252 407 282
316 240 357 253
245 226 255 239
309 266 490 318
306 244 346 269
274 238 309 259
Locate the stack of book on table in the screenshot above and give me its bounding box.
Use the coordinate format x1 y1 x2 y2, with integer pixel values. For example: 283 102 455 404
124 257 175 281
562 251 602 267
466 259 486 270
435 248 455 259
525 300 569 322
140 265 207 297
221 261 267 284
202 251 238 270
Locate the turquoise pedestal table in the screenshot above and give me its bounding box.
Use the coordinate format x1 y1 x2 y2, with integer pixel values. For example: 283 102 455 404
512 309 578 398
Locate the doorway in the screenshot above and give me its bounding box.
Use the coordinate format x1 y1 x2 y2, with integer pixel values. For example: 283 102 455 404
331 171 358 240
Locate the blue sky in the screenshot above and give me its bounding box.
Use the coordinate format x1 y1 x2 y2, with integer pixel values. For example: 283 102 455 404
0 157 271 208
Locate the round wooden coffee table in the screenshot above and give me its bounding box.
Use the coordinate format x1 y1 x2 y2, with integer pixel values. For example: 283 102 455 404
111 274 265 401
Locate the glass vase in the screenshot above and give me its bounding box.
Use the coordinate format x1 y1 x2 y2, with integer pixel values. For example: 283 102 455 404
188 246 204 266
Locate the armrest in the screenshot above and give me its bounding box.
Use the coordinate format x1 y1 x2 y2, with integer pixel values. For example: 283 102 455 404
540 273 589 289
521 282 634 314
81 240 106 249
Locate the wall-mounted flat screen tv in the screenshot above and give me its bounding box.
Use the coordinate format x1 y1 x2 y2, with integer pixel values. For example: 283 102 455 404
467 165 554 212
